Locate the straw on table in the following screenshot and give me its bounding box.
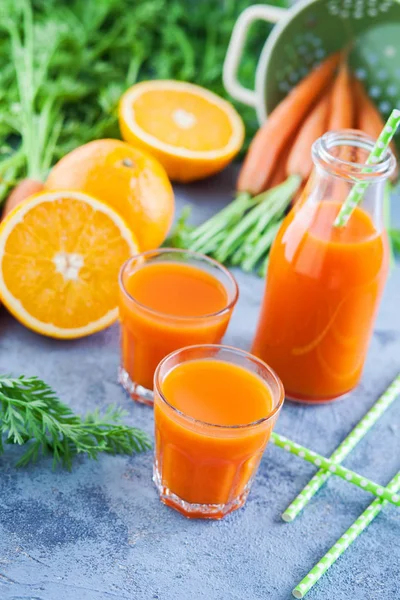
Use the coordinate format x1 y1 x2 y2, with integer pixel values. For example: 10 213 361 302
334 108 400 227
270 432 400 507
292 470 400 598
282 374 400 522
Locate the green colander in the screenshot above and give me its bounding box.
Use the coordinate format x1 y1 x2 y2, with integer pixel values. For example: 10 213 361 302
223 0 400 148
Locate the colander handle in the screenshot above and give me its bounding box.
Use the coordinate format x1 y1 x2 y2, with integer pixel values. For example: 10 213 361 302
223 4 287 107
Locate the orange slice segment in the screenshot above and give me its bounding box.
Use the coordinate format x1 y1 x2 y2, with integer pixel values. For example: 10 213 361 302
0 191 138 338
119 80 244 182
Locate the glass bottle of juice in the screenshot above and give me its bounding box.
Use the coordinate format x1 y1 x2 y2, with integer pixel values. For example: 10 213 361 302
252 130 396 403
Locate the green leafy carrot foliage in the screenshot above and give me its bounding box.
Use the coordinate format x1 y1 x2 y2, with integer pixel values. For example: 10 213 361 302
0 375 151 470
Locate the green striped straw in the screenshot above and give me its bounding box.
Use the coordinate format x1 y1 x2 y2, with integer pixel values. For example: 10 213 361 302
282 374 400 522
270 432 400 507
292 470 400 598
334 108 400 227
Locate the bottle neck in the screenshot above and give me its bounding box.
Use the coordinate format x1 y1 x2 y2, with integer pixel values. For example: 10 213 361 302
312 130 395 183
305 167 386 232
305 130 396 231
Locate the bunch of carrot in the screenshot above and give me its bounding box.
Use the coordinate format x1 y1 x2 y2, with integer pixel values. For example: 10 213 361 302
172 51 399 275
238 51 397 195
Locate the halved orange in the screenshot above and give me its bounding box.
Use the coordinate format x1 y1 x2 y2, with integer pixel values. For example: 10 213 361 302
0 190 139 339
119 80 245 182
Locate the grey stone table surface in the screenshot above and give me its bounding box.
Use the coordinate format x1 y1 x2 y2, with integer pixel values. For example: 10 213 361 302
0 166 399 600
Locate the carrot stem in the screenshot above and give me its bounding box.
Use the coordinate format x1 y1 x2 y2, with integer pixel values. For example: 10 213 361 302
189 193 252 244
241 221 281 272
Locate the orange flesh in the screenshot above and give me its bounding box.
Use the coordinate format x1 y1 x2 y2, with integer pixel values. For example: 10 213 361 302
252 201 388 401
132 90 234 151
2 197 132 329
119 262 233 391
155 359 275 510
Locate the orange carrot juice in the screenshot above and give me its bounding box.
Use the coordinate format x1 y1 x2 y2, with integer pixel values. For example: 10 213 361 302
153 345 284 519
252 200 389 402
119 250 238 404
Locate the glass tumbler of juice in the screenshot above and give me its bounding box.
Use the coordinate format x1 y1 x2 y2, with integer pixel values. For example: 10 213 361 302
153 344 284 519
119 249 238 404
252 130 396 403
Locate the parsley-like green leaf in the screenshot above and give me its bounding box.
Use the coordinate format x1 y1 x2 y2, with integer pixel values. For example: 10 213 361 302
0 375 151 470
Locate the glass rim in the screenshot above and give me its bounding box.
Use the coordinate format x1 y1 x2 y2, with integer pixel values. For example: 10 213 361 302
119 248 239 321
154 344 285 430
312 129 396 181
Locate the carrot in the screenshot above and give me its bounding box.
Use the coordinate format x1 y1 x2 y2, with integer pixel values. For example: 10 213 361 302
354 78 384 135
328 60 354 130
352 78 398 181
354 78 397 155
268 146 291 189
324 59 355 201
237 52 341 195
2 178 44 219
286 86 331 181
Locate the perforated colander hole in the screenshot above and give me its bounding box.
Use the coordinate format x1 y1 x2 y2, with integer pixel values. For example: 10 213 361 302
277 31 329 91
379 101 391 114
353 0 364 18
366 53 379 66
380 1 394 11
312 37 323 47
328 1 340 15
327 0 386 18
304 32 315 42
377 69 388 81
387 85 398 97
384 46 397 58
355 68 367 80
369 85 381 98
288 72 300 84
278 81 291 92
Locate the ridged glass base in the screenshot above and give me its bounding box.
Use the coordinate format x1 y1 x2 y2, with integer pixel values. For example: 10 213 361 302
118 367 154 406
153 461 250 519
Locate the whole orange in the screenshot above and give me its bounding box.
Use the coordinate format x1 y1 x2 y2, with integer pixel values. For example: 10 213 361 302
46 139 174 251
